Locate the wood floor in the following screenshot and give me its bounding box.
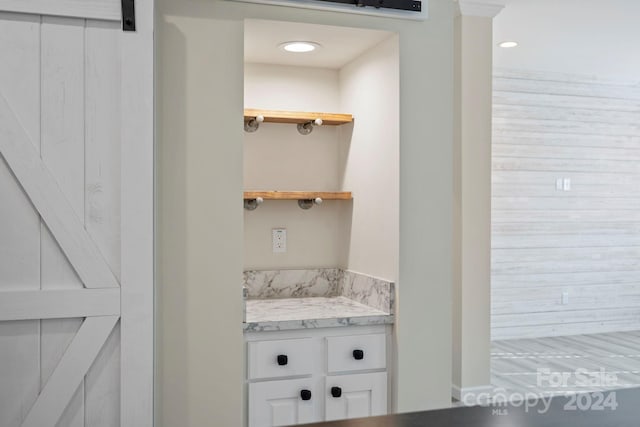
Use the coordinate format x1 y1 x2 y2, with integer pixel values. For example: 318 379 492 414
492 331 640 396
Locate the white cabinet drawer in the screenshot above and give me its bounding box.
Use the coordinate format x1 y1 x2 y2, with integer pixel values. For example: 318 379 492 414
248 338 314 380
326 333 386 373
249 377 322 427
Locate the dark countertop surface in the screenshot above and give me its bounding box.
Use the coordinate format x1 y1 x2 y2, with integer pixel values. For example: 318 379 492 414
301 388 639 427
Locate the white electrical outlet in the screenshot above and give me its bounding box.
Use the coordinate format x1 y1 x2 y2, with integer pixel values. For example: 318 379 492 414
272 228 286 253
556 178 563 191
561 292 569 305
563 178 571 191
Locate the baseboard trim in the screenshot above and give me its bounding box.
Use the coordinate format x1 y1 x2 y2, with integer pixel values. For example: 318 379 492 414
452 384 494 405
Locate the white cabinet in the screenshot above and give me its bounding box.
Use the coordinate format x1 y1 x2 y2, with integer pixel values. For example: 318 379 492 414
249 378 322 427
325 372 387 421
245 325 390 427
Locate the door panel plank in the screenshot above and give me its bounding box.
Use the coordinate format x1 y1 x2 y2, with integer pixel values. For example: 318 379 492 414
21 316 119 427
40 16 85 291
85 19 121 280
0 15 41 427
0 321 40 427
0 91 119 289
0 0 120 21
0 289 120 320
120 0 154 423
83 19 122 427
41 16 85 221
0 12 41 144
0 13 41 290
40 18 88 427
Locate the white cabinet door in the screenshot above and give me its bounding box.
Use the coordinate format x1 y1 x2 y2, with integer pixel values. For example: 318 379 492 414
325 372 387 421
249 378 322 427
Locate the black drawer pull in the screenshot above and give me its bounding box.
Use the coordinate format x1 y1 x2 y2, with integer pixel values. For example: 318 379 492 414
277 354 288 366
353 349 364 360
331 386 342 398
300 389 312 401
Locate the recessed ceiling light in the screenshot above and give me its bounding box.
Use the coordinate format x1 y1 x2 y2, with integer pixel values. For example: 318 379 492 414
498 41 519 48
279 41 321 53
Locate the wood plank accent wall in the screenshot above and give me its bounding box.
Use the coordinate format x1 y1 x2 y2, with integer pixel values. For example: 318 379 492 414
491 70 640 340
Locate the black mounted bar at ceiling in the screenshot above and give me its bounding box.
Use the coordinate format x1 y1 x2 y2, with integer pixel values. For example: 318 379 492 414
316 0 421 12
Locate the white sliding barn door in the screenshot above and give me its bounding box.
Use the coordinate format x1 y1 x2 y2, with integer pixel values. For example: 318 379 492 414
0 0 153 426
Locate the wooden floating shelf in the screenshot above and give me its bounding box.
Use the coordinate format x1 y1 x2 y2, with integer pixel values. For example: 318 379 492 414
244 191 352 200
244 109 353 126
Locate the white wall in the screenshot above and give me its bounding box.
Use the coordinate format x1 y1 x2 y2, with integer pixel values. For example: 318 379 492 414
491 70 640 340
157 0 456 425
339 36 399 282
245 63 340 112
244 63 350 270
493 0 640 81
156 14 245 427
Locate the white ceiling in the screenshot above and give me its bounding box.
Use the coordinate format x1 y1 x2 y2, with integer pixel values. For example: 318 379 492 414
493 0 640 81
244 19 393 69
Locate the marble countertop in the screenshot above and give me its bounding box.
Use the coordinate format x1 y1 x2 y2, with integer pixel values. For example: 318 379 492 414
243 296 394 332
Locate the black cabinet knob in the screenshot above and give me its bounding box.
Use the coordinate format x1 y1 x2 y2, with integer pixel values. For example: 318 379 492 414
300 389 312 401
331 386 342 398
277 354 288 366
353 349 364 360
